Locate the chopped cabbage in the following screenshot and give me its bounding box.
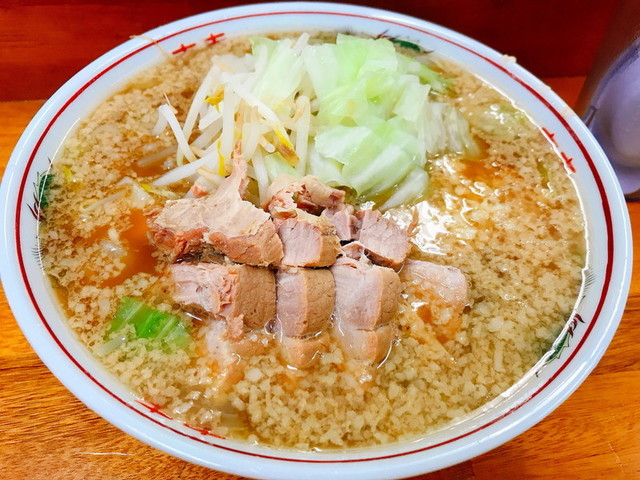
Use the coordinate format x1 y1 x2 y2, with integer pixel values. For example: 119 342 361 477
154 33 478 207
107 297 192 351
264 152 300 182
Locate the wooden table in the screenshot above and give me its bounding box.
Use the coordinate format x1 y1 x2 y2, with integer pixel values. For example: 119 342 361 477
1 77 638 479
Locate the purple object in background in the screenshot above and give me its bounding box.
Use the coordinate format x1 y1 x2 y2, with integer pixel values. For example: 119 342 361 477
577 0 640 199
583 40 640 197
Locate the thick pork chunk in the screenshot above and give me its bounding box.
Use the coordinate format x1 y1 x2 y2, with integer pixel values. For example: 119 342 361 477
340 241 366 260
274 209 341 267
335 324 394 364
208 224 283 267
170 263 276 338
276 269 335 336
321 203 357 241
330 256 401 330
331 254 400 364
280 332 330 369
399 259 468 342
147 209 207 261
276 268 335 369
355 209 410 269
205 321 271 386
264 174 345 214
148 156 283 266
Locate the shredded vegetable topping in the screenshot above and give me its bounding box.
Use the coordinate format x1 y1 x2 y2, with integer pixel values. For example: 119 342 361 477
152 34 478 207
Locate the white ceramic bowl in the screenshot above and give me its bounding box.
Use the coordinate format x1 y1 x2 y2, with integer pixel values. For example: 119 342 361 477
0 3 633 479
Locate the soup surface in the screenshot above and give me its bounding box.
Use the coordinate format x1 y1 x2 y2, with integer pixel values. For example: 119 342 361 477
39 32 585 450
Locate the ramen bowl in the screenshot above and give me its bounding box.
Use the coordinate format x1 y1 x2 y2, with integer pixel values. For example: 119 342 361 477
0 3 632 479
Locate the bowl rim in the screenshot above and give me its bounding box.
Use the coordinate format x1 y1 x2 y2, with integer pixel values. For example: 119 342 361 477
0 2 633 479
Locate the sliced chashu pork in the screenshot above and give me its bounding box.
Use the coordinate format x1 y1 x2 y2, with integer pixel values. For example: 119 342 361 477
266 173 357 242
338 324 394 364
148 156 283 266
263 174 346 214
276 269 335 336
330 252 401 364
321 203 357 242
274 210 341 267
204 321 272 387
399 259 468 343
280 332 331 370
331 254 401 330
355 209 410 269
265 175 342 267
170 262 276 339
275 268 335 369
